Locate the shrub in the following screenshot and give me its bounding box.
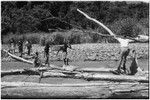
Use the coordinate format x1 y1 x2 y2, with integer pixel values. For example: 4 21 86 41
68 31 82 44
52 32 65 45
24 33 41 44
2 33 45 44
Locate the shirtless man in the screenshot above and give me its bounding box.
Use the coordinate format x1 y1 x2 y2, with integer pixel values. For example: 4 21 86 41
18 40 23 57
44 42 52 67
56 39 72 65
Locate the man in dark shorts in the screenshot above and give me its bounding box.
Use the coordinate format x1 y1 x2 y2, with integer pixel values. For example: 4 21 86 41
56 40 72 65
18 40 23 57
9 38 16 54
44 42 52 67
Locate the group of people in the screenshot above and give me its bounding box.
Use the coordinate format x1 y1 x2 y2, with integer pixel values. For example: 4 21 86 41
9 38 32 57
112 35 142 74
8 35 142 75
31 39 73 68
8 38 73 68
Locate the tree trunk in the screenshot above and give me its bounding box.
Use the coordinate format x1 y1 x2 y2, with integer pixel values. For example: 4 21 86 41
2 67 148 83
1 82 148 99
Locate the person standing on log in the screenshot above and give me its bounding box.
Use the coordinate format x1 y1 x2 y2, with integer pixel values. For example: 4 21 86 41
56 39 73 65
18 40 24 57
25 40 32 56
113 35 137 74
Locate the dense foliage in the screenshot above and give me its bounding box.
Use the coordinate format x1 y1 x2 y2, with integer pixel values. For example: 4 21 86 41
1 1 149 44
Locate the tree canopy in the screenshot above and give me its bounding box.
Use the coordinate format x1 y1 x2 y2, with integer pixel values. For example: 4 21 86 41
1 1 149 37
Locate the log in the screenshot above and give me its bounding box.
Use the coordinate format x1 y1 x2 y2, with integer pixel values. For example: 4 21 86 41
77 67 117 72
1 68 43 77
3 49 33 65
1 82 148 99
2 66 148 83
1 67 80 77
1 66 62 77
42 71 148 83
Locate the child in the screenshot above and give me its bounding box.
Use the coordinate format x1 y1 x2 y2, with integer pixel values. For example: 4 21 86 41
33 52 42 68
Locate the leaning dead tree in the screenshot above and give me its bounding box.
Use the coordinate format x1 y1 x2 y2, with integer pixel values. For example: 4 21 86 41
77 9 116 36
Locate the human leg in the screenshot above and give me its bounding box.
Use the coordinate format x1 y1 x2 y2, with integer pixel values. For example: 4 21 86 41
45 54 50 67
117 53 124 71
122 49 130 73
63 52 67 65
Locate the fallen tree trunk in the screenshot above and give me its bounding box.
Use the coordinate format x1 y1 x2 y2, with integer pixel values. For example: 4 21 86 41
1 68 43 77
2 67 148 83
1 67 80 77
1 82 148 99
3 49 33 65
42 71 148 83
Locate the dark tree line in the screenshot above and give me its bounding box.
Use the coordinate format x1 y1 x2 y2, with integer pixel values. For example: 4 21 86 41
1 1 149 37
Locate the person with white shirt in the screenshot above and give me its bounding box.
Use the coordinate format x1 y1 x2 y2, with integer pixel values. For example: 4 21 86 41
113 35 135 74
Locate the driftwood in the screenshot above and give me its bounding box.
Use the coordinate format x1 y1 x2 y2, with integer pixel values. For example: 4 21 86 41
3 49 33 65
1 82 148 99
2 67 148 83
42 71 148 83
